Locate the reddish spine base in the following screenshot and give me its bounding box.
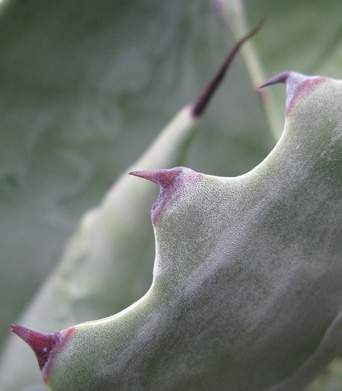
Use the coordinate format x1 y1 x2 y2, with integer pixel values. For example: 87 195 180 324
130 167 202 225
285 77 327 116
11 324 75 384
260 71 327 116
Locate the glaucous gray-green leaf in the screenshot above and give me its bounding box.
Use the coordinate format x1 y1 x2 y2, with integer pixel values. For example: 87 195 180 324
0 106 192 391
0 0 271 350
14 73 342 390
219 4 342 388
2 0 341 349
2 0 342 390
0 23 261 390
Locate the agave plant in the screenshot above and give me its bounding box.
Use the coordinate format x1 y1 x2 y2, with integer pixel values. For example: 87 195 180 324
10 65 342 391
0 1 341 390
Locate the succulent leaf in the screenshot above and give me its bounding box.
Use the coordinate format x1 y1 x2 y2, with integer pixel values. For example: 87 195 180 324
14 73 342 390
2 23 259 391
1 0 273 355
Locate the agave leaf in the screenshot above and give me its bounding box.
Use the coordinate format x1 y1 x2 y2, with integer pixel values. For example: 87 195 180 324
0 23 262 391
0 0 271 351
2 1 342 390
0 107 192 391
2 0 341 352
13 73 342 390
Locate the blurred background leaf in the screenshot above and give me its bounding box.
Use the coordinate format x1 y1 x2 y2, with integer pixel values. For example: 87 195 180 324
0 0 269 347
0 0 341 390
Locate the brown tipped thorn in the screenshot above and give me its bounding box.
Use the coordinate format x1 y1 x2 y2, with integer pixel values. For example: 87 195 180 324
191 18 265 118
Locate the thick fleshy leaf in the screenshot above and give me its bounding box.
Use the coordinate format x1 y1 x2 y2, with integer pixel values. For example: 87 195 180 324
1 0 342 390
15 74 342 390
2 0 341 347
0 106 192 390
0 0 271 350
0 19 260 390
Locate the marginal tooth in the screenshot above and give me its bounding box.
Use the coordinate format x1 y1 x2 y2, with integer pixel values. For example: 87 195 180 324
11 324 60 371
260 71 327 115
130 167 185 190
130 167 201 224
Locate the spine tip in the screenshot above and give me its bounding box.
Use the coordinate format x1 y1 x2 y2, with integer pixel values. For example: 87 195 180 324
259 71 327 115
191 19 264 118
11 324 60 371
130 168 201 224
